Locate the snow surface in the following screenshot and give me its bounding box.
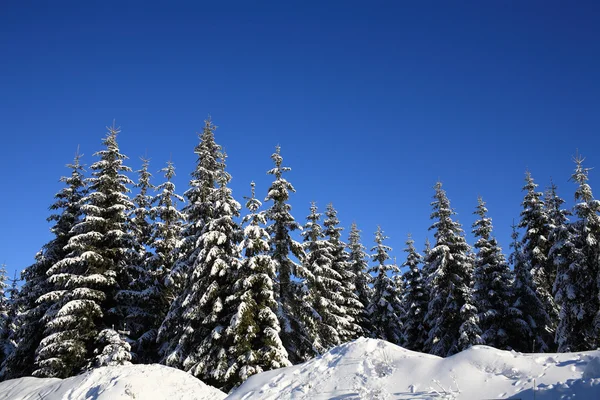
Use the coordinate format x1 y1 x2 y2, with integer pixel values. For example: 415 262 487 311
229 337 600 399
0 364 226 400
2 339 599 399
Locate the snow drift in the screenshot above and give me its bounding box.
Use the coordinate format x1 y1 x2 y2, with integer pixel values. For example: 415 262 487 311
0 363 226 400
229 337 600 399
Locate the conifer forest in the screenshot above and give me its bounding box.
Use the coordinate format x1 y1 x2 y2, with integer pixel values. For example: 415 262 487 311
2 118 600 393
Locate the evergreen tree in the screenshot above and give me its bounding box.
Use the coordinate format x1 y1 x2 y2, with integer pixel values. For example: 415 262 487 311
0 265 10 367
93 328 132 367
510 221 547 352
367 226 403 344
178 152 243 391
471 197 518 350
34 124 137 378
323 203 363 342
144 160 185 362
131 156 154 248
116 156 157 362
400 235 428 351
159 118 223 366
518 171 558 351
554 156 600 351
1 151 86 380
263 146 313 363
424 182 481 356
301 202 345 352
346 223 372 336
224 182 290 390
545 180 570 290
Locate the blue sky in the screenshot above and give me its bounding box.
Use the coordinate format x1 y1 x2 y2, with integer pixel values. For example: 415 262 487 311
1 1 600 280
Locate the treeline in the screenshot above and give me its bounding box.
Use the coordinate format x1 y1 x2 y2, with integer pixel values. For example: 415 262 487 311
0 119 599 392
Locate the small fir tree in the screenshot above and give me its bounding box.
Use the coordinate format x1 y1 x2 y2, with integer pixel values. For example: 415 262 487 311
367 226 403 344
424 182 481 356
346 223 372 336
400 235 428 351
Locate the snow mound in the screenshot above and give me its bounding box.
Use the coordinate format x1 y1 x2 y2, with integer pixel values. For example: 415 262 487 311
0 363 226 400
228 337 600 399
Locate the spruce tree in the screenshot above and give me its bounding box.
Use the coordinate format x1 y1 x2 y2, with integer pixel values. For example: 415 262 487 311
545 180 570 290
263 146 313 363
159 119 223 366
224 182 290 390
424 182 481 356
323 203 363 342
554 156 600 351
510 222 547 352
1 152 86 380
400 235 428 351
178 152 243 391
301 202 344 352
471 197 517 349
159 118 223 367
34 124 137 378
0 265 10 367
346 223 372 336
367 226 403 344
145 160 185 362
131 156 154 249
518 171 558 351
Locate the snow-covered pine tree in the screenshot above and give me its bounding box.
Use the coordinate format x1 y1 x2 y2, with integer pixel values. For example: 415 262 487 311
143 160 186 362
159 118 223 367
34 124 137 378
177 152 243 391
224 182 290 390
1 151 87 380
424 182 481 356
545 180 570 291
367 226 403 344
554 156 600 351
471 197 518 350
323 203 363 342
346 223 372 337
93 328 132 368
0 265 10 367
116 156 157 362
263 146 313 363
518 171 558 351
0 270 20 371
400 234 428 351
301 202 344 352
131 156 154 249
509 221 547 352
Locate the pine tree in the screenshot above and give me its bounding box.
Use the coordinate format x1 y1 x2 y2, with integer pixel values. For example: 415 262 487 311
1 151 87 380
301 202 346 351
347 223 372 337
177 152 243 390
159 118 223 366
367 226 403 344
510 222 547 352
471 197 517 349
554 156 600 351
116 155 157 362
34 124 137 378
323 203 363 342
93 328 132 367
143 160 185 362
224 182 290 390
424 182 481 356
263 146 313 363
518 171 558 351
400 235 428 351
0 265 10 367
545 180 570 291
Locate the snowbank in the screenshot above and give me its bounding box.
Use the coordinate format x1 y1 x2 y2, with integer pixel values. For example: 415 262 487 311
229 337 600 399
0 363 226 400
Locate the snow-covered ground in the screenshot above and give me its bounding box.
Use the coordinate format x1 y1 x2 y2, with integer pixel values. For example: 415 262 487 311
1 339 599 399
229 338 600 399
0 363 226 400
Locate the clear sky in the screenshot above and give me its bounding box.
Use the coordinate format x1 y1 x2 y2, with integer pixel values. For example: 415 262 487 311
1 1 600 280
